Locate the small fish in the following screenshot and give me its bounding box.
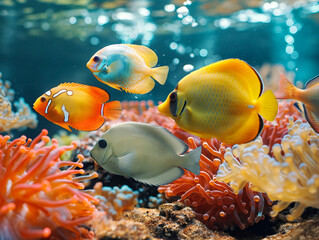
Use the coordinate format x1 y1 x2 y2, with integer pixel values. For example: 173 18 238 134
86 44 169 94
275 74 319 133
90 122 201 185
33 83 122 131
158 59 278 145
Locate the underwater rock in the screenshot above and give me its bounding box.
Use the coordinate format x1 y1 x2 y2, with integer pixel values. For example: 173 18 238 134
95 219 154 240
122 202 235 240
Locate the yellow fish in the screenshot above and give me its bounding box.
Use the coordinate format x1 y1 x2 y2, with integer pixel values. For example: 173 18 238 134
86 44 169 94
275 74 319 133
158 59 278 145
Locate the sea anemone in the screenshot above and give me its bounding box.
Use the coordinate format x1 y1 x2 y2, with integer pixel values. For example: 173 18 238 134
217 118 319 221
0 129 99 239
158 137 272 230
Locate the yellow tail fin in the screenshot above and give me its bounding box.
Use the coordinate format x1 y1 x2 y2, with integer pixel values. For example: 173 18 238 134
256 90 278 121
150 66 169 85
103 101 122 120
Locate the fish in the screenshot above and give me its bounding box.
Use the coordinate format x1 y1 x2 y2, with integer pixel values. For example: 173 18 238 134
86 44 169 94
275 74 319 133
90 122 202 185
158 58 278 145
33 83 122 131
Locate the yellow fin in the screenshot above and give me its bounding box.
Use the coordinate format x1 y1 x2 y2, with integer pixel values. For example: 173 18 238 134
222 113 263 145
150 66 169 85
125 44 158 67
194 59 263 99
126 76 155 94
56 122 72 132
256 89 278 121
103 101 122 120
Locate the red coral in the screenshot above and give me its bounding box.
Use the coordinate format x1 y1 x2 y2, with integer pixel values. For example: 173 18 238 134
0 129 99 240
158 137 272 230
261 100 304 153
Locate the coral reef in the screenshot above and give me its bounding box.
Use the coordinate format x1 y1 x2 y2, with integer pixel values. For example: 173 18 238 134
0 73 37 132
261 100 304 154
85 182 139 220
0 129 99 239
217 118 319 221
158 137 272 230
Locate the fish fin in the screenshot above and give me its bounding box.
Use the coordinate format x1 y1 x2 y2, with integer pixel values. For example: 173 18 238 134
125 44 158 67
117 152 136 176
150 66 169 85
58 82 110 102
303 104 319 133
56 122 72 132
223 113 263 145
102 101 122 120
275 74 297 99
180 146 201 175
138 167 185 186
256 89 278 121
108 60 123 73
305 75 319 89
127 76 155 94
195 59 263 99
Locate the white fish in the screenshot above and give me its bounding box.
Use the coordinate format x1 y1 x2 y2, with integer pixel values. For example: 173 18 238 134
90 122 201 185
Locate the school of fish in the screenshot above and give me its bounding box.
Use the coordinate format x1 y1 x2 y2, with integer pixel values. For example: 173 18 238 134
32 44 318 185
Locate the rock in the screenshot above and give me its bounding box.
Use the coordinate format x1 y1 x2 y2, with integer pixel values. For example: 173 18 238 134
122 202 235 240
95 219 154 240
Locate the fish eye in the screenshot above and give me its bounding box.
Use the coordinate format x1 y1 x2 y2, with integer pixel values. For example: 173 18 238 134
98 139 107 149
93 56 100 63
40 96 46 102
170 92 177 102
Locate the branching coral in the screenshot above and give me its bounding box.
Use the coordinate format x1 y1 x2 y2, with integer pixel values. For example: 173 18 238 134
217 118 319 221
0 129 99 239
158 137 272 230
85 182 139 220
0 73 37 132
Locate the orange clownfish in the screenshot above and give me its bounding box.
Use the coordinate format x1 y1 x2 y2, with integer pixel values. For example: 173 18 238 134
33 83 122 131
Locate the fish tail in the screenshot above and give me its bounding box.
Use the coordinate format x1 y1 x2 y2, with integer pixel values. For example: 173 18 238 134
256 89 278 122
275 73 297 99
150 66 169 85
102 101 122 120
180 146 201 175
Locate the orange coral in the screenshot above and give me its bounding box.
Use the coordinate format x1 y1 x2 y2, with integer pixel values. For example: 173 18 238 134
158 137 272 230
0 129 99 240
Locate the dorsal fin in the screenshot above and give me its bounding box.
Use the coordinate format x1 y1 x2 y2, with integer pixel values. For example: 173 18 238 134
125 44 158 67
305 75 319 89
192 59 263 100
57 82 110 102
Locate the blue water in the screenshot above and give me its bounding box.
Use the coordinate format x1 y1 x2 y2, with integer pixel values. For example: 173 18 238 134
0 0 318 137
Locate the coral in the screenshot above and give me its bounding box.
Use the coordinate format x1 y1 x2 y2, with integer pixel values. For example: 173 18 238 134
85 182 139 220
158 137 272 230
0 129 99 240
261 100 304 154
217 118 319 221
0 73 37 132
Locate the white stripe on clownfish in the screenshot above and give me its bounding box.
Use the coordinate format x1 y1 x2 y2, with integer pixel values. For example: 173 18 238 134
101 103 105 116
53 89 67 98
45 99 52 114
45 90 52 96
67 90 73 96
61 104 69 122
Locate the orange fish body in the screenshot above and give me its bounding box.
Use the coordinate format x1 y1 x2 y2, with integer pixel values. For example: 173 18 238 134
33 83 122 131
275 74 319 133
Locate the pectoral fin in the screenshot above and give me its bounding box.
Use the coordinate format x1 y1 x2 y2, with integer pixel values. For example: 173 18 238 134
117 152 136 176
